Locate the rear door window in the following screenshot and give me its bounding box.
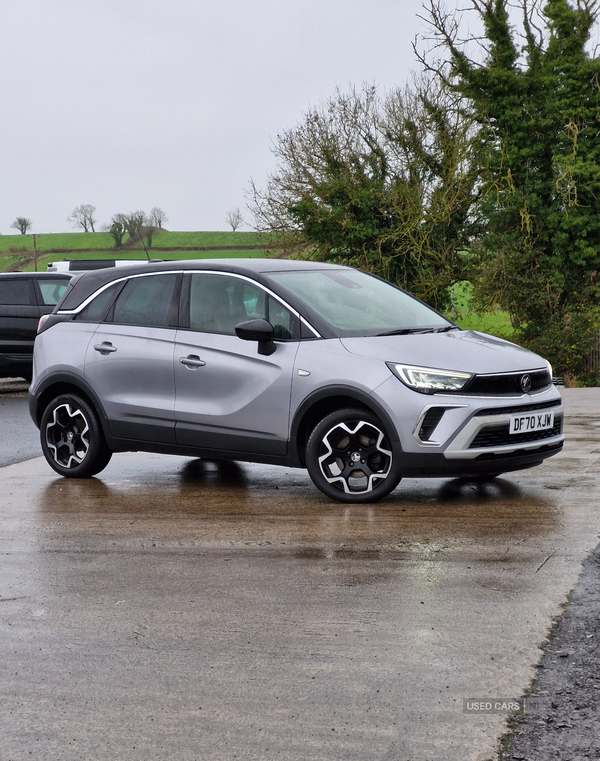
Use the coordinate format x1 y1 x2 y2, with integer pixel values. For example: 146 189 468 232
108 274 178 328
0 279 34 305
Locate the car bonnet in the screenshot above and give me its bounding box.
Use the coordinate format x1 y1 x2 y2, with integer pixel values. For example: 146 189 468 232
340 330 547 374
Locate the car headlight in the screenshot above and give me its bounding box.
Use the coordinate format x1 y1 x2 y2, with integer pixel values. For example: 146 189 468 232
387 363 473 394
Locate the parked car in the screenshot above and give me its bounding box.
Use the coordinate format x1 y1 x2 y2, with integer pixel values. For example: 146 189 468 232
46 259 163 273
0 272 72 381
29 259 564 502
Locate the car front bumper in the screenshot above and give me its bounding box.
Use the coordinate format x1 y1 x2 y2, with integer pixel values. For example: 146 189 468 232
372 376 564 474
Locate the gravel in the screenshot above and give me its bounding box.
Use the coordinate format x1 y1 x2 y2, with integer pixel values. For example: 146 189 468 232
495 543 600 760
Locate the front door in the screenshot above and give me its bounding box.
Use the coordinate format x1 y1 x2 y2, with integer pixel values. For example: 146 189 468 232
174 273 300 455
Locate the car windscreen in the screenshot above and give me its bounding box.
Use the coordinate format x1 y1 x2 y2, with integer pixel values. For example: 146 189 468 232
265 269 452 337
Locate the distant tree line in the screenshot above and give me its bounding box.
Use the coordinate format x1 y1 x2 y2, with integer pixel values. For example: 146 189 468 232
8 206 168 244
65 206 168 248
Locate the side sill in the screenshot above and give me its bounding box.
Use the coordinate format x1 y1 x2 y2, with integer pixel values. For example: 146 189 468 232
107 437 300 468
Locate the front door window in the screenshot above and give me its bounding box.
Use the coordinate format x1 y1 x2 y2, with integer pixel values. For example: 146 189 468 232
188 273 299 339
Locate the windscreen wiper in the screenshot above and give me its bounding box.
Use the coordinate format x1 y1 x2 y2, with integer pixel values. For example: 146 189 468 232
376 327 436 336
376 325 460 337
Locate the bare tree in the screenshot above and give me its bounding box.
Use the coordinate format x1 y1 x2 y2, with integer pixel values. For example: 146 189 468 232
124 211 146 238
67 204 97 232
224 208 244 232
11 217 32 235
102 215 127 248
103 211 156 248
225 208 244 232
149 207 168 229
248 79 479 308
143 222 156 248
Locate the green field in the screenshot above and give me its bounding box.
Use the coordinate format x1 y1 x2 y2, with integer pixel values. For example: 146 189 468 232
146 230 269 248
447 281 514 337
0 230 268 254
21 249 268 273
0 232 115 252
0 230 275 273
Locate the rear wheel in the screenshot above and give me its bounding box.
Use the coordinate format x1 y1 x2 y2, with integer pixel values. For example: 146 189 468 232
40 394 112 478
306 408 402 503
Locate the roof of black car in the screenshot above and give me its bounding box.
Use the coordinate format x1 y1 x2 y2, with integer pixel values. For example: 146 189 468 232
58 258 348 311
0 272 73 279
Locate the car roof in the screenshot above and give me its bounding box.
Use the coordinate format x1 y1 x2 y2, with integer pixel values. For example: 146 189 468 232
58 258 350 311
0 272 73 279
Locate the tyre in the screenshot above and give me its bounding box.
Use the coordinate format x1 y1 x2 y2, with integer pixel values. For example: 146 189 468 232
40 394 112 478
306 408 402 503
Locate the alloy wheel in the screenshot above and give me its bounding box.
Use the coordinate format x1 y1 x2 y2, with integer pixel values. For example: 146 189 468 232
45 402 91 469
317 419 393 494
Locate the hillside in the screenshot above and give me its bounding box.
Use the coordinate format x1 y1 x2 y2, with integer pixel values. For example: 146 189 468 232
0 230 274 272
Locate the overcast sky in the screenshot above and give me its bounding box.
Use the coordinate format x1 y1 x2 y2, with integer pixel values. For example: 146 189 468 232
1 0 437 234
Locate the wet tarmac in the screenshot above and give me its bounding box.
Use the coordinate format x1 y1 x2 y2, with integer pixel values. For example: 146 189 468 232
1 388 600 761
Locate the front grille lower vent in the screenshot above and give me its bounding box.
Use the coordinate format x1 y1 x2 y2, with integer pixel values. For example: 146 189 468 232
469 418 563 448
418 408 446 441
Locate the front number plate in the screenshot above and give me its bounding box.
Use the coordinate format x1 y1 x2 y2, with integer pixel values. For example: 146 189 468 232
509 410 554 435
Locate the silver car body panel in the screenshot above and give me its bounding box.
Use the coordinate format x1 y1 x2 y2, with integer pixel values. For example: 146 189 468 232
84 323 177 443
32 321 96 387
340 330 541 374
173 330 299 453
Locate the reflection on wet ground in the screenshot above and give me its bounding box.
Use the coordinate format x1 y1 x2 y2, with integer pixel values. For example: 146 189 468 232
2 395 600 761
37 454 559 548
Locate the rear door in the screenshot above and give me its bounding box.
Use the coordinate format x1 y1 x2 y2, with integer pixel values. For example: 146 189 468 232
173 272 299 455
83 273 180 443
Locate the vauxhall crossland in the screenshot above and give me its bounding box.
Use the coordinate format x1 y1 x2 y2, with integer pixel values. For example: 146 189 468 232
29 259 564 503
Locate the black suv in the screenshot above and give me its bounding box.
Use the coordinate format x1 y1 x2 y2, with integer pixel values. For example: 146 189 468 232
0 272 72 381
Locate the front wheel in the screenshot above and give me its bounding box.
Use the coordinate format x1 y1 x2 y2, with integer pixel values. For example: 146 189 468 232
40 394 112 478
306 408 402 503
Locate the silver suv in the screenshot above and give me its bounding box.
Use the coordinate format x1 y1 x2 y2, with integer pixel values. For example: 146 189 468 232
29 259 564 503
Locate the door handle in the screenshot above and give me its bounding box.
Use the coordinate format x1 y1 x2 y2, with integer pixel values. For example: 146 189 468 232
94 342 117 354
179 354 206 368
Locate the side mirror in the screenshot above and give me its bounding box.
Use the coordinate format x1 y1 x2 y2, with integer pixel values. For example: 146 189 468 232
235 319 276 356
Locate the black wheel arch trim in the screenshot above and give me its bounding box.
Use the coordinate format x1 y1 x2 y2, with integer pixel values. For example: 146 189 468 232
29 372 115 444
289 384 401 467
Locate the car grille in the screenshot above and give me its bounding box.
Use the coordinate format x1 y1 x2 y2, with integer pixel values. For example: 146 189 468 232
463 369 551 395
469 418 563 448
474 399 562 417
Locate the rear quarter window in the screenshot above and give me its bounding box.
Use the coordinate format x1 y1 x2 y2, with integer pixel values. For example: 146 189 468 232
75 283 122 322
